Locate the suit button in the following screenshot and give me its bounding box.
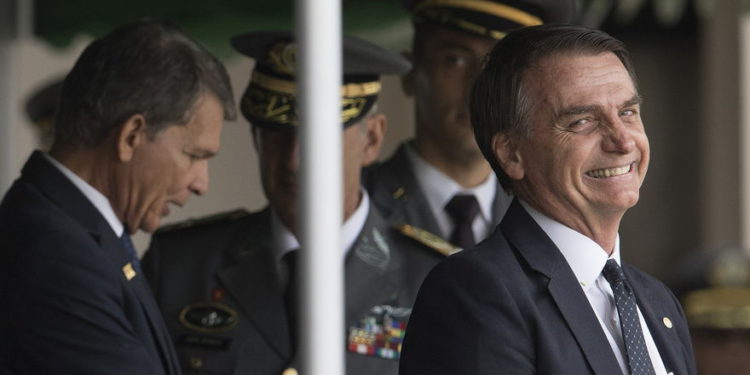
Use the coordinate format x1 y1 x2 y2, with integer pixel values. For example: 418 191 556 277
189 357 203 369
282 367 298 375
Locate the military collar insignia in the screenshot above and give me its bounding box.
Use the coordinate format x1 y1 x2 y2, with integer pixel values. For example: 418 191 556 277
179 302 239 333
395 223 462 256
354 227 391 269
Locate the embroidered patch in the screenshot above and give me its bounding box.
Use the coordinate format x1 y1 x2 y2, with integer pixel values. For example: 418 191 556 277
179 302 239 333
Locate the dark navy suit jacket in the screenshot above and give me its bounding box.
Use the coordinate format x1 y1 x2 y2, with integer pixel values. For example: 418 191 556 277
0 151 181 374
400 200 696 375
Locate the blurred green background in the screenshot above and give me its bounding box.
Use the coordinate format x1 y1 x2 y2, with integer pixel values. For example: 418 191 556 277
35 0 410 57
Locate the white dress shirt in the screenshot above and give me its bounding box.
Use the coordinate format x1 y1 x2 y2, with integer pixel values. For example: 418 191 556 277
520 200 670 375
405 143 507 242
45 153 125 237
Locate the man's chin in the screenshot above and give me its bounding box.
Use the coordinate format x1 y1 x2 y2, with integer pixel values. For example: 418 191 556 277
139 217 162 234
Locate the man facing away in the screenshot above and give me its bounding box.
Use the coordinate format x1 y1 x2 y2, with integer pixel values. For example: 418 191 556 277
400 24 696 375
0 20 236 374
142 31 433 375
366 0 579 255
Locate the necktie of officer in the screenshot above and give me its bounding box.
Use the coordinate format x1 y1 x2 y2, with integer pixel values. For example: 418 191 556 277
602 259 656 375
445 194 480 250
283 250 299 346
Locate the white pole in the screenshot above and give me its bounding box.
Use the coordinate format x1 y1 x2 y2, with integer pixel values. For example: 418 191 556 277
295 0 344 374
0 0 31 195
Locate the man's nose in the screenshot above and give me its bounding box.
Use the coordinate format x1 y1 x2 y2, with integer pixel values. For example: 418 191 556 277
189 160 210 196
603 119 636 154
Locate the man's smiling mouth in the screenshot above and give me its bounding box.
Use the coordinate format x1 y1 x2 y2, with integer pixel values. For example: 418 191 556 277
585 164 632 178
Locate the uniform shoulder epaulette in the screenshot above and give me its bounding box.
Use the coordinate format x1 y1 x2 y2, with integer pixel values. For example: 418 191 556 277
394 223 461 257
157 209 251 233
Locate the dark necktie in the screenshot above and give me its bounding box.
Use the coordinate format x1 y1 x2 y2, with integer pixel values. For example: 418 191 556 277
283 250 299 346
445 194 480 250
602 259 656 375
121 232 142 273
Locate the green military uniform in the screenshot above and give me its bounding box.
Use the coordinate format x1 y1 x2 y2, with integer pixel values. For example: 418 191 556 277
142 205 446 374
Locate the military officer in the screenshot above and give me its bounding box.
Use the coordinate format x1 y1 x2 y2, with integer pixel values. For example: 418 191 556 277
365 0 580 260
142 31 435 375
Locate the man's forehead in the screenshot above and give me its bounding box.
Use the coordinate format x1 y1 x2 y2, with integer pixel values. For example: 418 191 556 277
528 53 635 97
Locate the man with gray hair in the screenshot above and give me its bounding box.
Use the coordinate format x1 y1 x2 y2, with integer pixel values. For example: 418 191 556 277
0 19 235 374
400 24 696 375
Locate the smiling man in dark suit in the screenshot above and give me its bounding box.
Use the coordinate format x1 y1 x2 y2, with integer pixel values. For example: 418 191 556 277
400 25 697 375
0 20 236 374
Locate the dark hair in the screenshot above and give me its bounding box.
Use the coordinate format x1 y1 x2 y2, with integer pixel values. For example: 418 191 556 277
54 19 236 148
470 24 637 190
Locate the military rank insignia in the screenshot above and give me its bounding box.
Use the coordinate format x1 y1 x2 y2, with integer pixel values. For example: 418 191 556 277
347 305 410 360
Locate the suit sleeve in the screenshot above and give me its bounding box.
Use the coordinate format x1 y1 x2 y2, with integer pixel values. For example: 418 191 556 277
6 225 166 374
399 255 535 375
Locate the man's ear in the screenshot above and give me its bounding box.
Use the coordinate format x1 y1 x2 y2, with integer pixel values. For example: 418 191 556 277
117 114 147 162
361 113 387 167
492 133 524 180
400 51 416 97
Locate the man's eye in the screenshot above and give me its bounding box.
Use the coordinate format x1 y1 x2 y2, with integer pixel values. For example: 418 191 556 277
620 108 637 117
569 118 591 129
445 54 467 67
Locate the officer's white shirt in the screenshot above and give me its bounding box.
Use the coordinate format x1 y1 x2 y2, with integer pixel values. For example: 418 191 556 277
520 200 670 375
45 153 125 237
271 188 370 273
404 143 504 242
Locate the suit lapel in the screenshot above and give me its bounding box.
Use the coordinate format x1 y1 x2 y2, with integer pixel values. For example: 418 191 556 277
626 266 690 375
345 208 401 326
501 200 622 375
217 211 292 359
24 152 181 374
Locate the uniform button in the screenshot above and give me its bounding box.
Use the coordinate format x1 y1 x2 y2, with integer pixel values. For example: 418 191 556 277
189 357 203 369
663 317 673 328
282 367 298 375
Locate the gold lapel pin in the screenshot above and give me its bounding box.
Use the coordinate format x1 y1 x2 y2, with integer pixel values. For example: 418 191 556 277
663 317 673 328
122 262 136 281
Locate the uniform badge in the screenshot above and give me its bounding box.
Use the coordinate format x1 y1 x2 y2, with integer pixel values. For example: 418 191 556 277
348 305 410 360
355 228 391 269
179 302 239 333
122 262 136 281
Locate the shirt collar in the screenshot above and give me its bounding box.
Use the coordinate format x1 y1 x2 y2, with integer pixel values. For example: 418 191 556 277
271 187 371 263
519 199 621 289
44 153 124 237
404 143 496 222
341 188 370 253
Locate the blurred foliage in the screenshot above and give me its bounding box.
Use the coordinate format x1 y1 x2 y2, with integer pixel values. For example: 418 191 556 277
35 0 409 57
